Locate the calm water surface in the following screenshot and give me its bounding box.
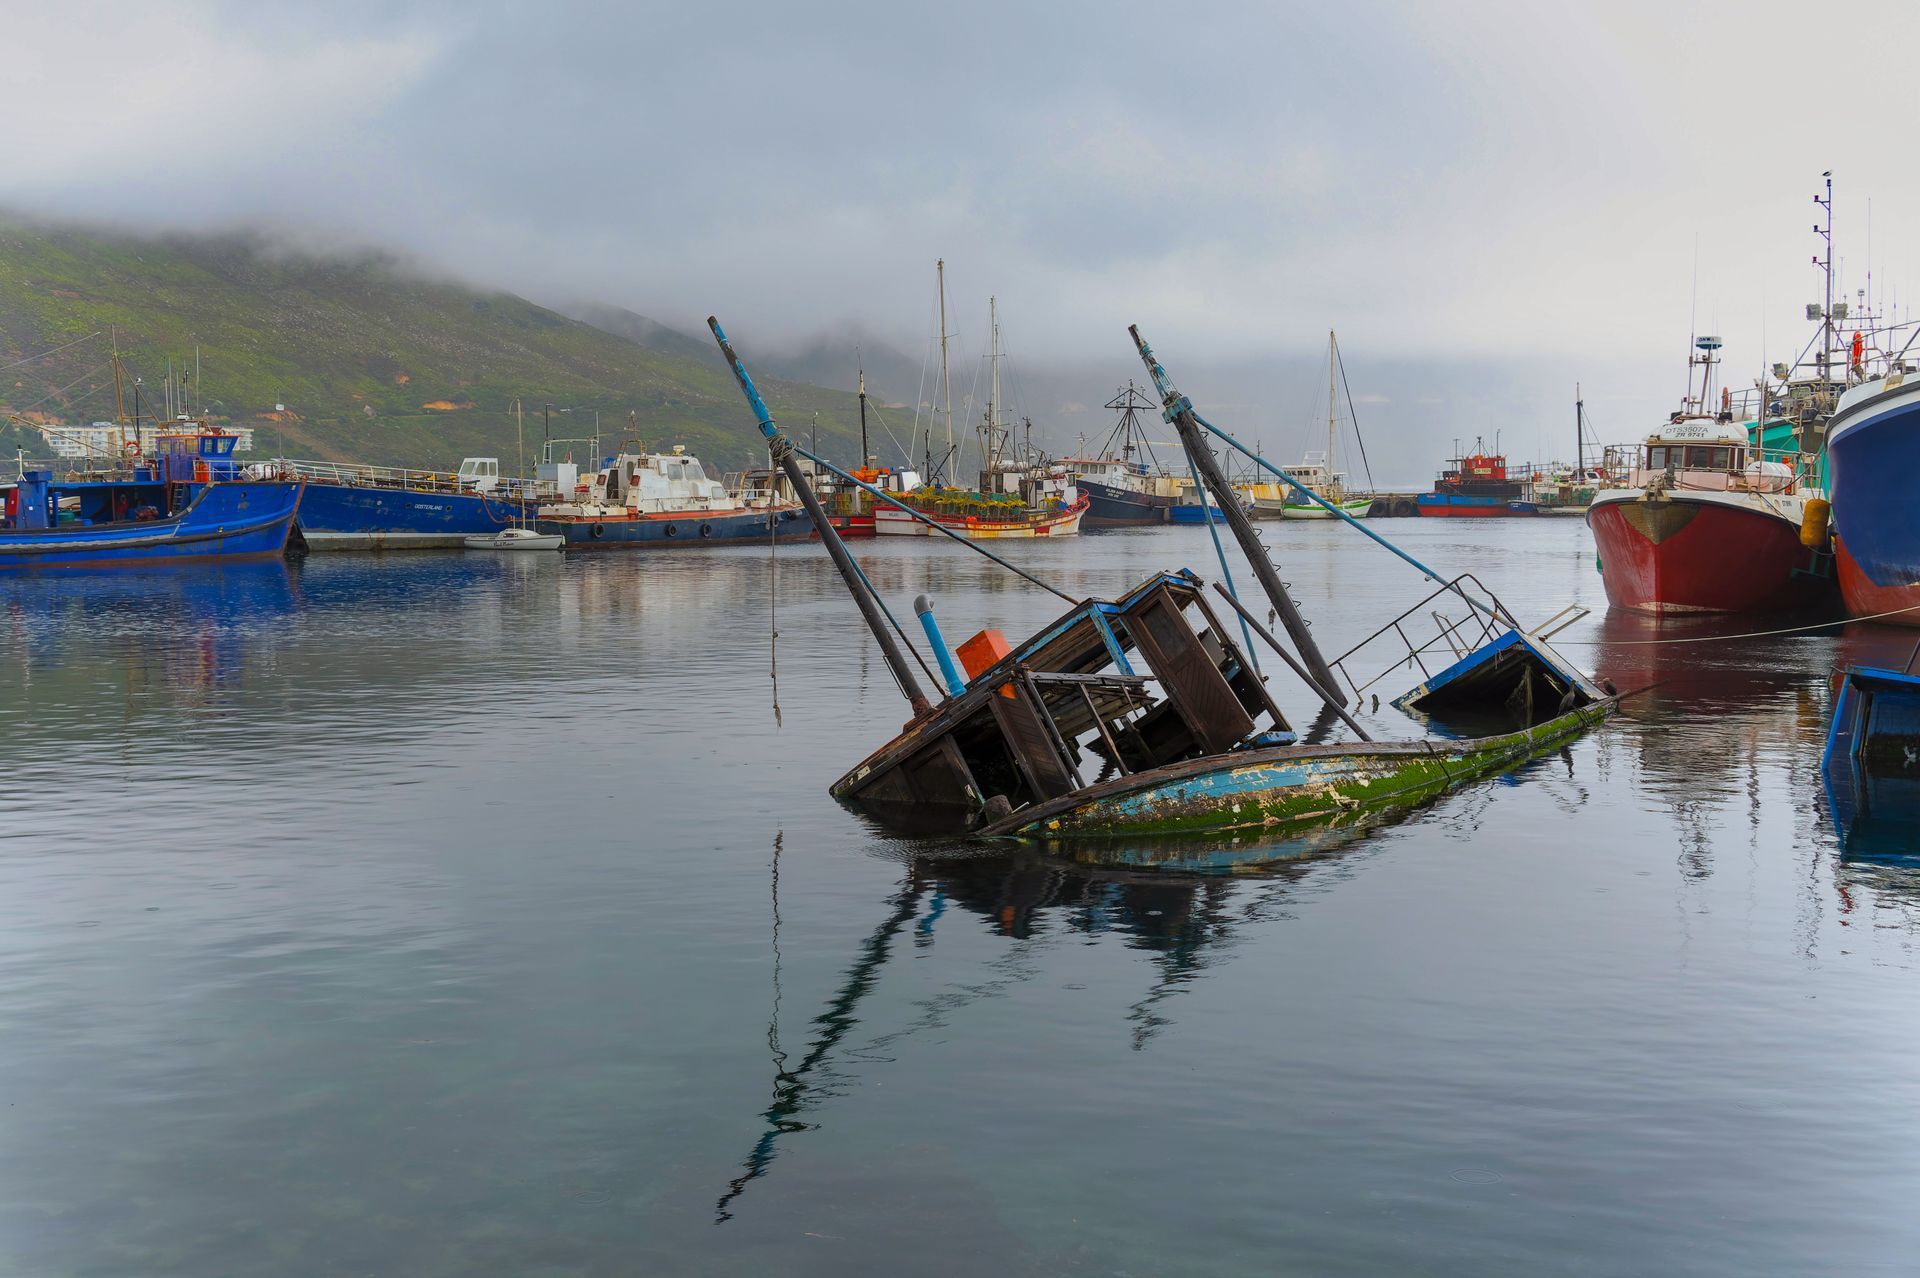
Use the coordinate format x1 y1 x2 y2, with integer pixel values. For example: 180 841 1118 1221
1 520 1917 1276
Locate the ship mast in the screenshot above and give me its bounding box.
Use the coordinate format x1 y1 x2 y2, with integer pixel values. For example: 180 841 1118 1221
937 259 953 482
1574 383 1583 476
1816 172 1833 387
988 296 1001 477
1326 330 1338 489
857 358 869 467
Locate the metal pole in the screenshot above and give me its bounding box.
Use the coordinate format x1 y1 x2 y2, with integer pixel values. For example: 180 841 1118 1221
1574 384 1583 476
937 260 953 481
857 359 869 466
1129 324 1344 701
710 317 931 716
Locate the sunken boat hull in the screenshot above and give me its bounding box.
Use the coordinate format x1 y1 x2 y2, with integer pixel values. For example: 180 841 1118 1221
828 569 1610 840
985 704 1609 839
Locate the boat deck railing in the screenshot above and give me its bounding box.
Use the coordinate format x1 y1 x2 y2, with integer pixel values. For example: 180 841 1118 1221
275 458 543 499
1325 573 1520 701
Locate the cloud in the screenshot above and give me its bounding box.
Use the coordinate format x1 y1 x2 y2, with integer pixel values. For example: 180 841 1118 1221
8 3 446 201
7 0 1919 468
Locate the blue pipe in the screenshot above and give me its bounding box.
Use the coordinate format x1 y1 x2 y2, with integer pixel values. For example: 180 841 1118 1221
914 594 968 697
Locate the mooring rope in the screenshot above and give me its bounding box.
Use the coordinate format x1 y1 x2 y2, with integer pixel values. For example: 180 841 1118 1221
768 491 783 728
1555 600 1920 645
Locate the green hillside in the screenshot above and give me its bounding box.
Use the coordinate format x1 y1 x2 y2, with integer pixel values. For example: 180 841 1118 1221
0 215 867 471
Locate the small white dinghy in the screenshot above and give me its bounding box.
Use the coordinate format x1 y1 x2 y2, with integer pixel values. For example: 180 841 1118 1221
463 527 563 552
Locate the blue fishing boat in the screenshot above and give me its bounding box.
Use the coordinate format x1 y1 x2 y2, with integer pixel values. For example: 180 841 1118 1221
284 456 528 551
0 425 301 568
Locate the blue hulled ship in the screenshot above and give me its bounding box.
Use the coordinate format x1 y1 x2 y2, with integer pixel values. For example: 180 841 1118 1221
0 424 302 568
282 456 531 551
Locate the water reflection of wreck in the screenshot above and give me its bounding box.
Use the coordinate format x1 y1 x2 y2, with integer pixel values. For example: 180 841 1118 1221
716 831 1373 1222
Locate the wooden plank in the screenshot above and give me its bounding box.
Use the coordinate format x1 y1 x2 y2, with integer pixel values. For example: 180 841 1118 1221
988 681 1079 800
1121 587 1256 754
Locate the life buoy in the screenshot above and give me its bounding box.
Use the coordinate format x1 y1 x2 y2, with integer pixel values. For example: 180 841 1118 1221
589 523 605 539
121 440 141 460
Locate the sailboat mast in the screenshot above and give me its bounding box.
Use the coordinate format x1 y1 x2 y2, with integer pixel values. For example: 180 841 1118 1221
989 296 1001 474
515 399 527 528
110 328 125 426
1327 330 1338 482
857 360 869 466
937 259 953 481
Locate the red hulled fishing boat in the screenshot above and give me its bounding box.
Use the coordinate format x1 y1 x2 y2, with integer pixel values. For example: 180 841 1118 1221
1586 336 1834 614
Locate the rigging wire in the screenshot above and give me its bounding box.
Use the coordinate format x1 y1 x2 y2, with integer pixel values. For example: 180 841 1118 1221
1556 602 1920 644
1 330 103 372
7 360 116 418
793 442 1079 604
1333 339 1378 491
767 486 783 729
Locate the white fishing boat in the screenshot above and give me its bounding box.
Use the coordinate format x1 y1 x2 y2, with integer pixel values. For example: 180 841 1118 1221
464 526 563 551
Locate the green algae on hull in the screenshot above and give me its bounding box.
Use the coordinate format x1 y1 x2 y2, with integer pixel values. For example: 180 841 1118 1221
990 702 1611 839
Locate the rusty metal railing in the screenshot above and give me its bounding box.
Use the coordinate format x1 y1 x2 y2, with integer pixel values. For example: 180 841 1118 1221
1324 573 1522 702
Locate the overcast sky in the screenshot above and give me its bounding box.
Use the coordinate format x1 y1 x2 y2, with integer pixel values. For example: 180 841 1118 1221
10 0 1919 461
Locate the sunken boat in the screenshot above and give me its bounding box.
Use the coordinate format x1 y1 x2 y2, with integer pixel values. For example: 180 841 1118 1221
707 316 1616 843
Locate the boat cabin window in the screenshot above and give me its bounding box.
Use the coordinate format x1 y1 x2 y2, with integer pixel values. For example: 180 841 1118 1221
1649 444 1739 471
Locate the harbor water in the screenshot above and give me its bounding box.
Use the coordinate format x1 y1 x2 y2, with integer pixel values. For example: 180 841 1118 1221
1 519 1916 1276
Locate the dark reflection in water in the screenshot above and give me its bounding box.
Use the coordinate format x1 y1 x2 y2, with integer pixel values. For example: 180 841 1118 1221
2 522 1919 1276
718 832 1389 1224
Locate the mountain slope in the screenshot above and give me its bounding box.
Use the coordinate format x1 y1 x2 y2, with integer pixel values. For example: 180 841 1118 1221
0 216 869 470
